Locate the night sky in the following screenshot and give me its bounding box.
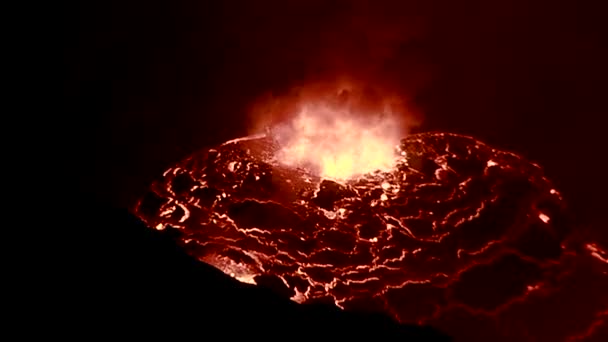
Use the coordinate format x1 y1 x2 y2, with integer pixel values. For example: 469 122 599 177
60 0 607 337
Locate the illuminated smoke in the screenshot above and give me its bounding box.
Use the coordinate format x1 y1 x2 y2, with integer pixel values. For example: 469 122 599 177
271 102 403 180
233 0 429 180
249 78 416 180
237 0 429 180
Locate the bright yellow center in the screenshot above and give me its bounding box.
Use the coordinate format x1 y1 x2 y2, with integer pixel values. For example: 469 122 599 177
273 104 403 180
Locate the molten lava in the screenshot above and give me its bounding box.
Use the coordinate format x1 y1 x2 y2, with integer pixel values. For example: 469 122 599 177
135 128 608 341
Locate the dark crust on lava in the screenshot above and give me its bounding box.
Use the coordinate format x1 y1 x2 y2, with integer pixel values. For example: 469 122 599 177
135 132 586 327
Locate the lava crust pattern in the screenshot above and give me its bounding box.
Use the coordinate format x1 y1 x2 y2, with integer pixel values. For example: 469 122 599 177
135 132 607 341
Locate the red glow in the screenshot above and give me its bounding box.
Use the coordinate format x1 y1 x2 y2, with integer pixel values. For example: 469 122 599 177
135 131 607 341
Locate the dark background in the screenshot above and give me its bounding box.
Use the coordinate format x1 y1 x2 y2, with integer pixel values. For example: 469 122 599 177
59 0 607 338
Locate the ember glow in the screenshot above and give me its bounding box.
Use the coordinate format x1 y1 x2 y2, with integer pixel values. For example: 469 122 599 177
271 104 404 180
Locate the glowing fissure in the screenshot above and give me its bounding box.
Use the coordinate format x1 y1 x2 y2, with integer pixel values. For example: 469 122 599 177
272 104 403 180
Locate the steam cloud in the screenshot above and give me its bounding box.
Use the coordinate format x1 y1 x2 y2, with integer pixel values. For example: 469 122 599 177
228 0 431 134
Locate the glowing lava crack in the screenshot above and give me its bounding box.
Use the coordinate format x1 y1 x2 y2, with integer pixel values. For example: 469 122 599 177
135 132 608 341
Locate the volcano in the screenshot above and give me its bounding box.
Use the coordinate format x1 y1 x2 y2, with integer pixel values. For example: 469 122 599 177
135 132 607 341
